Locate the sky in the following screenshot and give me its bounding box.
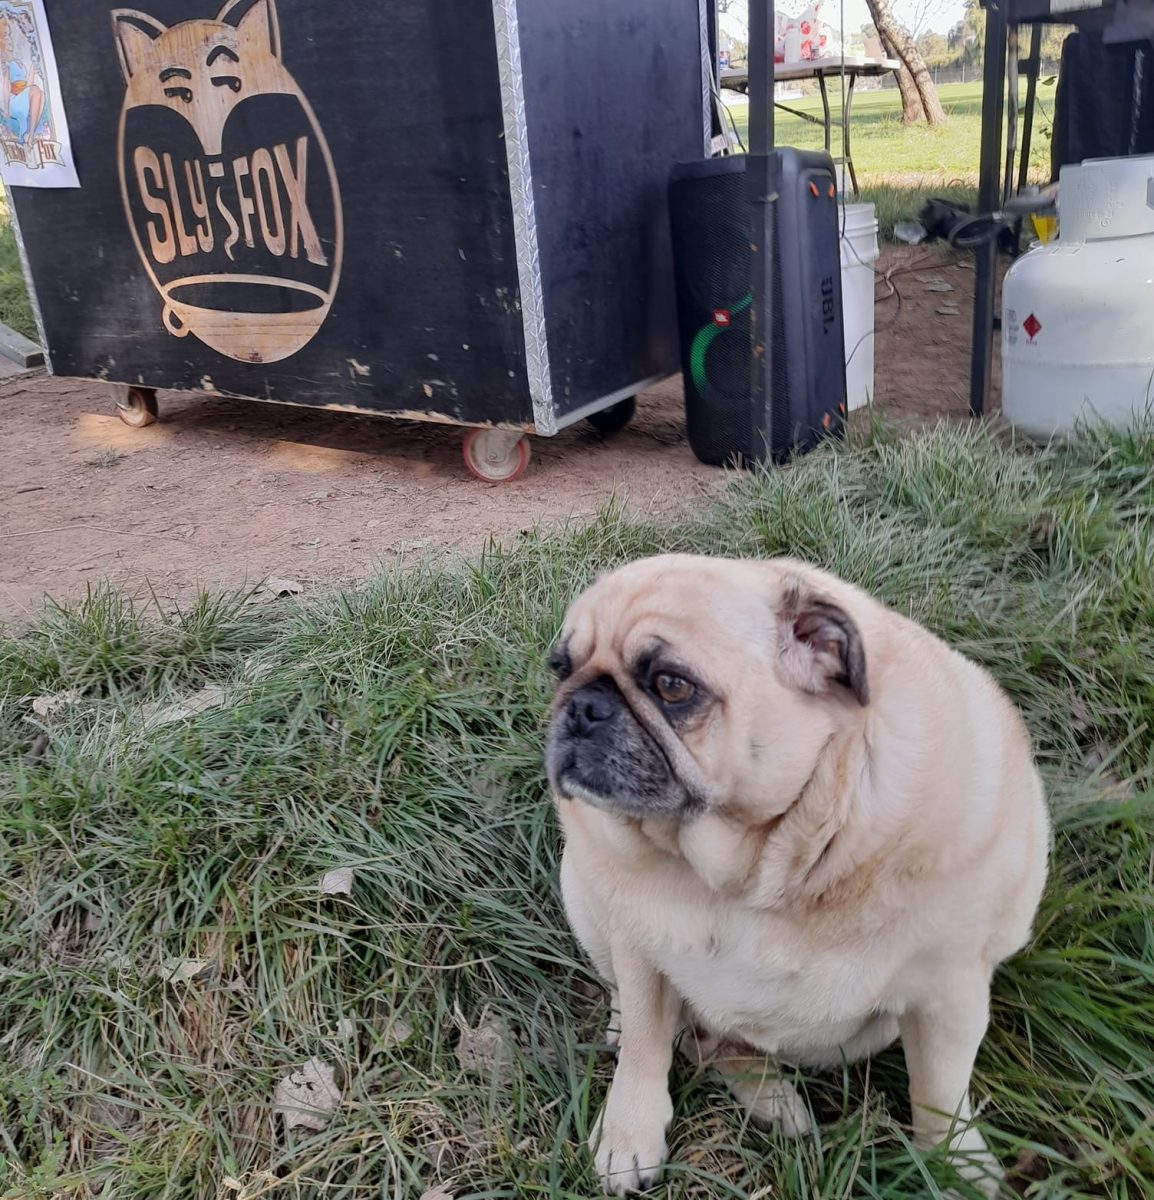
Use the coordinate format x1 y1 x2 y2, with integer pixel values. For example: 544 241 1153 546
722 0 968 39
843 0 967 35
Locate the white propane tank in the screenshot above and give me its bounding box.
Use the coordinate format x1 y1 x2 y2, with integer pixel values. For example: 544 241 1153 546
1001 154 1154 438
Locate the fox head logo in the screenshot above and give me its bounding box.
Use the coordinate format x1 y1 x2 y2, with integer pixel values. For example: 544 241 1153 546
113 0 289 157
113 0 342 364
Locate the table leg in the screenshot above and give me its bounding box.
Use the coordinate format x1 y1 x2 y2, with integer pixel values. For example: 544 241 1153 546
817 73 832 153
844 73 860 197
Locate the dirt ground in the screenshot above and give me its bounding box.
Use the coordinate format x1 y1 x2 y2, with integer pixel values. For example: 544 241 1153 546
0 247 994 621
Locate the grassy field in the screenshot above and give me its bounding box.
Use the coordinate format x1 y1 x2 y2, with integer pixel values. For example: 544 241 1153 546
0 201 35 342
2 421 1152 1199
725 79 1054 236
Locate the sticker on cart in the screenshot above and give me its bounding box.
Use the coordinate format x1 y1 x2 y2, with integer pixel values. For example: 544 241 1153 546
0 0 80 187
113 0 343 364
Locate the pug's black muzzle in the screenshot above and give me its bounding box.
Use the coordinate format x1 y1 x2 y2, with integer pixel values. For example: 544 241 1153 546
546 676 692 817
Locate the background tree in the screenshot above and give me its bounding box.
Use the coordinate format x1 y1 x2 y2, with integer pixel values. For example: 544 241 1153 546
916 30 949 62
866 0 948 126
948 0 985 70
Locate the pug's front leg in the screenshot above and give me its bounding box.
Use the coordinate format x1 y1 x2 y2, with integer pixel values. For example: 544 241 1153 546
899 972 1003 1198
591 953 682 1195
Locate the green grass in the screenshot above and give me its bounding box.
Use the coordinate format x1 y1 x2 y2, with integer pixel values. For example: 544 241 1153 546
0 209 36 342
725 80 1056 237
2 421 1153 1199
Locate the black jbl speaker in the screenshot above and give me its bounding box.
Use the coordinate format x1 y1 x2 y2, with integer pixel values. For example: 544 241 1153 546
668 150 847 466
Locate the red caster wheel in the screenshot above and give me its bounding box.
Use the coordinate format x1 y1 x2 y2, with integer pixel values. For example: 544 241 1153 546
113 385 159 428
462 427 531 483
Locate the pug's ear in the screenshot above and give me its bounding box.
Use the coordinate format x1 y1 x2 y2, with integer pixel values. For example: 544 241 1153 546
776 578 869 705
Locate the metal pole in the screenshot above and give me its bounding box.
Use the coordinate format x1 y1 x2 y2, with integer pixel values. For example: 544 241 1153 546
748 0 777 463
969 2 1007 418
1017 24 1043 193
707 0 722 141
1003 24 1019 206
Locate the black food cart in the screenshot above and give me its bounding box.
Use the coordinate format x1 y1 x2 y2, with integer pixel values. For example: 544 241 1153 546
8 0 711 480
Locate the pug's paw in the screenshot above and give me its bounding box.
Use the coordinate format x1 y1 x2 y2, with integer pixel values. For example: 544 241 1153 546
742 1076 813 1137
948 1150 1004 1200
918 1126 1004 1199
589 1090 672 1195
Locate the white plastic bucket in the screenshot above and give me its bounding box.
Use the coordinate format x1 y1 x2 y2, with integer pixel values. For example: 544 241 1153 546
839 203 879 411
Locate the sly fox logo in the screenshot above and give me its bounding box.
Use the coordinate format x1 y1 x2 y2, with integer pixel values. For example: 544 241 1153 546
113 0 342 364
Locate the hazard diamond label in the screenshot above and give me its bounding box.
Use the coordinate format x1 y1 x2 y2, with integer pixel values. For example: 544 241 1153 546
712 309 731 327
1023 313 1041 341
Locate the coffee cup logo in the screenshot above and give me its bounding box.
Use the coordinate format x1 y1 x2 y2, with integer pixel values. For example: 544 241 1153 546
113 0 342 364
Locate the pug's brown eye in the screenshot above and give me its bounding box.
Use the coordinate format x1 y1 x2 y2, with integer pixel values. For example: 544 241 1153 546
548 642 572 680
653 672 694 705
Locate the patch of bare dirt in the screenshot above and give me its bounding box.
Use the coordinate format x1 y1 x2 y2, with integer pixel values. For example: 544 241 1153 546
0 247 995 621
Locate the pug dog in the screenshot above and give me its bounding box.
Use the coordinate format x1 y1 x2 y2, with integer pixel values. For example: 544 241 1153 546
546 555 1049 1197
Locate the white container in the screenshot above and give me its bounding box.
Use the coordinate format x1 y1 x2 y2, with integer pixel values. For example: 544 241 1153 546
839 203 879 411
1002 155 1154 439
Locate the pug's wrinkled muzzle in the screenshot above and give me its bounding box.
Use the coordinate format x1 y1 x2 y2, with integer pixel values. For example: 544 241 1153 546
546 676 691 817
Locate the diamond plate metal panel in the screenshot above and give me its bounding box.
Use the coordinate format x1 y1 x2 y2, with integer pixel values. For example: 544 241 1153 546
699 0 714 154
491 0 555 434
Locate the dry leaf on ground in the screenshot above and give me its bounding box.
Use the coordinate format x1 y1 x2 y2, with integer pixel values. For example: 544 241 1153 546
241 653 276 681
383 1017 413 1046
274 1057 342 1131
319 867 355 896
419 1189 455 1200
159 957 213 984
455 1010 514 1081
31 688 82 719
143 684 226 729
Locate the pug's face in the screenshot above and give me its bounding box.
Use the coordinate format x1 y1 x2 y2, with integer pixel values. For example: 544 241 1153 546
545 555 869 822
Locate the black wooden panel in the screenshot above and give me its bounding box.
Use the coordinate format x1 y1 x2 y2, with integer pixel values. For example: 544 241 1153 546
517 0 703 416
11 0 532 425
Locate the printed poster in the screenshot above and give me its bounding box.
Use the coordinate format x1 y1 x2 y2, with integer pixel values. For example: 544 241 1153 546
0 0 79 188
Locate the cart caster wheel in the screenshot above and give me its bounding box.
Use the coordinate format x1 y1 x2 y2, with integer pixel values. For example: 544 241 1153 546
586 395 636 436
462 427 531 483
113 385 159 428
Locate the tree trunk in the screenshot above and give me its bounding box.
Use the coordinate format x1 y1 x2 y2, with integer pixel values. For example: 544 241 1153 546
868 0 948 128
906 47 949 126
880 28 925 125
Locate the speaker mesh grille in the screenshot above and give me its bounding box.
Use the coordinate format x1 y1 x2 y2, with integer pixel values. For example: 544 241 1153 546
668 152 846 467
669 164 752 465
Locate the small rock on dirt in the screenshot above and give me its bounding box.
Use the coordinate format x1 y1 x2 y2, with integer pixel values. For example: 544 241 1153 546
261 577 303 598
